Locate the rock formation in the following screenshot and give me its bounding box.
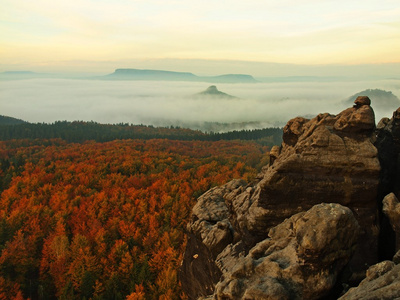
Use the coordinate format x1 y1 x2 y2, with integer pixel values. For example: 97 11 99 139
180 96 382 299
339 258 400 299
374 107 400 260
180 180 247 298
214 203 359 300
383 193 400 250
375 107 400 198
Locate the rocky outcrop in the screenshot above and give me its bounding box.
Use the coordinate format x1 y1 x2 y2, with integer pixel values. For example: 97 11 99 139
337 190 400 299
180 180 247 299
383 193 400 250
374 108 400 260
339 259 400 299
214 203 359 300
229 96 380 266
375 107 400 198
180 97 382 299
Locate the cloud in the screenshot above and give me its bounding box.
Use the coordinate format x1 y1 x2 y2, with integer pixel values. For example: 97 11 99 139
1 79 399 130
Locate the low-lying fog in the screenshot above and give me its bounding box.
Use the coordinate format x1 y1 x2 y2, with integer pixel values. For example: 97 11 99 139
1 78 399 131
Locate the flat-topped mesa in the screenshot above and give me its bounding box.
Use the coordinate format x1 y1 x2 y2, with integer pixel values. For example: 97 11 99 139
181 97 382 299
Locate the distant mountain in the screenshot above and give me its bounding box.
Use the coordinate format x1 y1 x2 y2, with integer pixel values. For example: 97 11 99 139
204 74 256 83
103 68 257 83
258 76 344 82
0 115 27 125
0 71 53 80
344 89 400 109
193 86 238 99
1 68 258 83
105 68 198 81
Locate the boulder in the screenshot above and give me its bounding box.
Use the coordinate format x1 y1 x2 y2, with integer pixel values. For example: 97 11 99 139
339 261 400 300
354 95 371 106
214 203 359 300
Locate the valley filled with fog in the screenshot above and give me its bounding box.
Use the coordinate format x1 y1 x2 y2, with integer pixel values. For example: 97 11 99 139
1 78 399 131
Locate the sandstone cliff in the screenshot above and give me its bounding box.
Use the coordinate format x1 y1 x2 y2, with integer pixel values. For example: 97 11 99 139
180 96 393 299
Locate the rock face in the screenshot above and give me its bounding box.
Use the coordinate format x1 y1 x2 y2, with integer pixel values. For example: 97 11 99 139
180 180 247 299
375 107 400 198
214 203 359 300
180 97 382 299
374 107 400 259
383 193 400 250
339 260 400 300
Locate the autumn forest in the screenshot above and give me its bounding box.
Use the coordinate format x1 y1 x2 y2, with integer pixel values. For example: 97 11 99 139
0 138 268 299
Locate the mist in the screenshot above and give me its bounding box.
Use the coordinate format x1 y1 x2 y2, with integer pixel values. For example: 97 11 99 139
1 78 399 131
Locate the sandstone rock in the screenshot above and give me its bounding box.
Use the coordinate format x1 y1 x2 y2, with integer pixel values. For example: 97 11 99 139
354 95 371 106
269 145 280 165
233 99 380 272
393 249 400 264
339 261 400 300
383 193 400 250
375 107 400 198
180 179 247 299
282 117 308 146
333 104 375 133
375 107 400 260
181 99 381 299
214 203 359 300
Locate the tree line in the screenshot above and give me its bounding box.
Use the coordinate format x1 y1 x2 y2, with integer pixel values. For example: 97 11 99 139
0 121 282 146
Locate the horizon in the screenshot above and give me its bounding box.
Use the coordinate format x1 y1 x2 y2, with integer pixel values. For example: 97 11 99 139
1 62 400 79
1 0 400 76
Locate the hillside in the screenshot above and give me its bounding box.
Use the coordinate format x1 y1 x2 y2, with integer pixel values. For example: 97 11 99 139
0 71 54 80
193 85 238 99
0 115 27 125
344 88 400 109
0 119 283 146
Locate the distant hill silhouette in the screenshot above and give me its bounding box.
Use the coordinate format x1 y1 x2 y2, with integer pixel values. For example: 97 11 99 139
193 86 238 99
105 68 198 81
104 69 257 83
0 71 52 80
0 115 27 125
1 69 258 83
344 89 400 109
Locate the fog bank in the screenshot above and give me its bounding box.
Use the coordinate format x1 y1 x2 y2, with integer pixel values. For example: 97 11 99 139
1 79 399 130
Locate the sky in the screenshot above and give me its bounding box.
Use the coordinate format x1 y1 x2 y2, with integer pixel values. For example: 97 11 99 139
1 0 400 75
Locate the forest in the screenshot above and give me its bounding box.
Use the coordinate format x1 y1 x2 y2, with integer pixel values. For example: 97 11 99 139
0 119 282 147
0 138 268 299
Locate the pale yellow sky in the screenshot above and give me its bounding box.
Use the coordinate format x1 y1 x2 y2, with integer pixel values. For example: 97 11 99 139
1 0 400 75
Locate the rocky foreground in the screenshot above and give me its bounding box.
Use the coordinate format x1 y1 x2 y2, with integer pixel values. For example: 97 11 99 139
180 97 400 299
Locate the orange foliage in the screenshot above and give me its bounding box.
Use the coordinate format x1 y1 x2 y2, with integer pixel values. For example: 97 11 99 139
0 139 266 299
